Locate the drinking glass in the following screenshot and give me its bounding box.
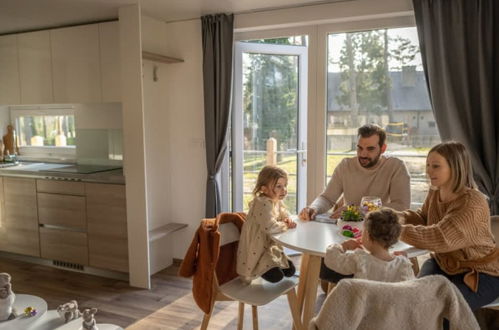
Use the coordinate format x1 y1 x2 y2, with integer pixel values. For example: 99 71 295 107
360 196 382 215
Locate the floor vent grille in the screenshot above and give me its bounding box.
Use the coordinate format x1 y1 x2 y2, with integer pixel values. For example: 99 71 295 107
52 260 84 271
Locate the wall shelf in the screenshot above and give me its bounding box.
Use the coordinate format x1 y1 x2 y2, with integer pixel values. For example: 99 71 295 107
142 51 183 64
149 222 187 242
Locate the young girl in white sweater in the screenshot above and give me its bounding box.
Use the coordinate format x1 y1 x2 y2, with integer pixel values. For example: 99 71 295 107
324 208 414 282
237 166 296 283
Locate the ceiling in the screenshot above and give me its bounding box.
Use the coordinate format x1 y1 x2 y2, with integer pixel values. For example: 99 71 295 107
0 0 351 35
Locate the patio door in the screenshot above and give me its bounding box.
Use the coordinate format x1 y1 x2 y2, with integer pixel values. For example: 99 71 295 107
231 40 308 213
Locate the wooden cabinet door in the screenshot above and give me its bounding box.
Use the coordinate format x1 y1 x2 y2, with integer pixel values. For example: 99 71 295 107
39 227 88 265
51 24 102 103
0 178 39 256
37 193 86 229
0 35 21 105
86 183 128 272
99 21 121 102
18 30 54 104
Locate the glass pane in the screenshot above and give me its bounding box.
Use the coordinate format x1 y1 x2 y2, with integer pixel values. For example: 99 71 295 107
15 115 76 147
326 27 440 208
242 52 299 212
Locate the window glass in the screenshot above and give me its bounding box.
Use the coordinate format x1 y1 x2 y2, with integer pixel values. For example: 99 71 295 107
326 27 440 208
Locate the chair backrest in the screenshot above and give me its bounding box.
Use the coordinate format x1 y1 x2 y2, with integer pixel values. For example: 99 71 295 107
491 216 499 247
310 275 480 330
219 222 240 246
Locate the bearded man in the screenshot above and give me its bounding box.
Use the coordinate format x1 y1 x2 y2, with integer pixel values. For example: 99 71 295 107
300 124 410 221
299 124 411 286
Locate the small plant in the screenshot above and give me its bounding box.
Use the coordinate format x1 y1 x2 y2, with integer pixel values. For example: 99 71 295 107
341 205 363 222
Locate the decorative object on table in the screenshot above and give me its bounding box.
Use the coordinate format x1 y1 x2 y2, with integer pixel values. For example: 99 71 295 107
360 196 382 216
2 124 19 159
81 307 98 330
0 273 15 321
23 306 37 317
57 300 81 323
337 205 364 237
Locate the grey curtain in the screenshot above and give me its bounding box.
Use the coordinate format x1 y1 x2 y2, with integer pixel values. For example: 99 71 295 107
413 0 499 214
201 14 234 217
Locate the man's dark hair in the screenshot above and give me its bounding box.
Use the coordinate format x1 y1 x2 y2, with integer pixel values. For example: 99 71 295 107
358 124 386 147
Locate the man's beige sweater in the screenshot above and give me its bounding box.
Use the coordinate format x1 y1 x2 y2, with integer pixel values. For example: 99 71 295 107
401 188 499 278
310 156 411 213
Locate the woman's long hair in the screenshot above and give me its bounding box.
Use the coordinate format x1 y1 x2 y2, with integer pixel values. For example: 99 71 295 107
428 141 478 193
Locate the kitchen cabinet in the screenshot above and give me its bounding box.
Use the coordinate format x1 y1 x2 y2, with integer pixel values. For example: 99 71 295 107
37 193 86 229
0 35 21 105
99 21 121 102
0 178 39 256
36 179 88 264
39 227 88 265
51 24 102 103
18 30 53 104
86 183 128 273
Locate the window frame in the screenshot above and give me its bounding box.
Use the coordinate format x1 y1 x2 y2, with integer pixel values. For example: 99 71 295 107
10 105 76 161
226 14 429 212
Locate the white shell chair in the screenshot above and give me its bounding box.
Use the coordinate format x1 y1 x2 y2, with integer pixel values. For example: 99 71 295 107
200 222 303 330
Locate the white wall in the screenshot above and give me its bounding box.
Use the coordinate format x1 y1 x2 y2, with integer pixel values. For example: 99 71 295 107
162 19 206 260
119 5 150 288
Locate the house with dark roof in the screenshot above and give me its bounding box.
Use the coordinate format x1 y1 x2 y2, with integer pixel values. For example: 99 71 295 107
327 69 439 147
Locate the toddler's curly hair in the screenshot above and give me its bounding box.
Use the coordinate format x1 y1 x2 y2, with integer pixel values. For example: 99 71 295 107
364 208 401 248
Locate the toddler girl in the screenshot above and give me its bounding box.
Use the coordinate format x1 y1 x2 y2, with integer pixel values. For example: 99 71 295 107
237 165 296 283
324 208 414 282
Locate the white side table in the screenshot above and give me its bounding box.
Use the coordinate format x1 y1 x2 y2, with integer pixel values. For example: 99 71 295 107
0 294 48 330
29 310 124 330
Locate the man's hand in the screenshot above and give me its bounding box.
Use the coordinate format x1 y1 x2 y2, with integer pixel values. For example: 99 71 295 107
299 207 317 221
341 239 362 251
283 218 297 229
393 250 408 257
331 205 347 219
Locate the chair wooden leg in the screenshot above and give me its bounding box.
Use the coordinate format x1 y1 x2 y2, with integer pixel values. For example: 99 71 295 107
237 302 244 330
327 282 336 295
287 288 304 330
410 257 420 276
251 305 258 330
201 310 213 330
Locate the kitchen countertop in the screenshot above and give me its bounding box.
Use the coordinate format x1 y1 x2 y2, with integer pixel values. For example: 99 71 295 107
0 162 125 184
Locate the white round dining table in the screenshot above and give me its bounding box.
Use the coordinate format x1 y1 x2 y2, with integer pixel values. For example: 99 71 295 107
271 219 427 328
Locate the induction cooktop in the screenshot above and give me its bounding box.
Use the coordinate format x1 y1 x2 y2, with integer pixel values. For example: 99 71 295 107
40 164 122 174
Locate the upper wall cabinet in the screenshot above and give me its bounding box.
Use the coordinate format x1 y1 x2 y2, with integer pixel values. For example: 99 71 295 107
99 22 121 103
18 30 54 104
0 35 21 105
51 24 102 103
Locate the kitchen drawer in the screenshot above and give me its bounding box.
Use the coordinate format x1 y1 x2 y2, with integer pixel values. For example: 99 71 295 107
37 179 85 195
37 193 86 229
39 227 88 265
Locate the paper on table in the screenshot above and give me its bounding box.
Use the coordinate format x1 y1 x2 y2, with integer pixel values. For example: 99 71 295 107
314 213 337 224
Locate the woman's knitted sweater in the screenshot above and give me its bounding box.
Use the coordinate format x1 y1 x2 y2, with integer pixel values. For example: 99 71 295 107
401 188 499 280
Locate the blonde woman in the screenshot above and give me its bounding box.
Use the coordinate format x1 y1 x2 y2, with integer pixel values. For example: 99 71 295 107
236 166 296 283
399 141 499 310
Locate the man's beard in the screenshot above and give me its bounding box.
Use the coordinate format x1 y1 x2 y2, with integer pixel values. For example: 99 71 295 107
359 153 381 168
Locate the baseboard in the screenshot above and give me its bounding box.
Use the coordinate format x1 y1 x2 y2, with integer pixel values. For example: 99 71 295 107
0 251 129 281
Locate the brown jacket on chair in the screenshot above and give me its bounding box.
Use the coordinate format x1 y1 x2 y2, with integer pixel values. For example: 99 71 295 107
178 212 246 314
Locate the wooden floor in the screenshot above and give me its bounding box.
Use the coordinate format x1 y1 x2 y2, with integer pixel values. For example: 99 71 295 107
1 256 497 329
0 255 315 329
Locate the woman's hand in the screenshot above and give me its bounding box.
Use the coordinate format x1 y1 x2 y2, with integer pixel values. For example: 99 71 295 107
341 239 362 251
393 250 408 257
299 207 317 221
283 218 297 229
